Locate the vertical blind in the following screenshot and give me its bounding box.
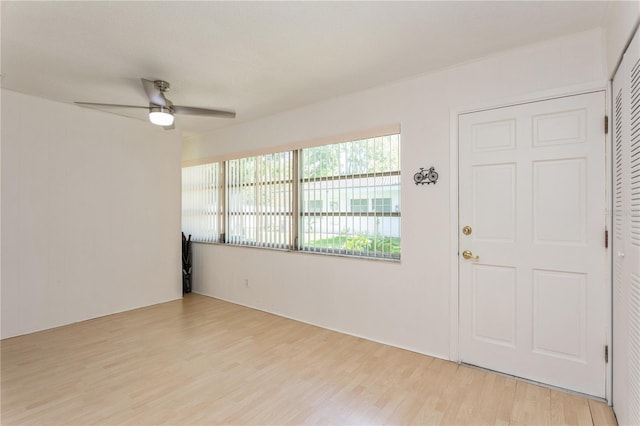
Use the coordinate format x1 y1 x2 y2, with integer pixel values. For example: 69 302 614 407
226 152 293 249
299 134 401 259
181 162 222 243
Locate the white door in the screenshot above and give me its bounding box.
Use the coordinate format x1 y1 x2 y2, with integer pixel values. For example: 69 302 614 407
612 26 640 426
458 92 608 398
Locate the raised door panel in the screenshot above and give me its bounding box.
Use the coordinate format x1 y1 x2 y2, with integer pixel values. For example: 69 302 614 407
532 269 586 362
532 108 587 147
472 119 516 152
472 265 516 347
532 159 586 246
472 164 516 243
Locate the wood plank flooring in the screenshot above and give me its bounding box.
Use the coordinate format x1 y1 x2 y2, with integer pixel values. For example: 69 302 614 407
1 294 617 425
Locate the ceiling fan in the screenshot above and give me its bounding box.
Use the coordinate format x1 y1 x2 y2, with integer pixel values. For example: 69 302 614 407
75 78 235 129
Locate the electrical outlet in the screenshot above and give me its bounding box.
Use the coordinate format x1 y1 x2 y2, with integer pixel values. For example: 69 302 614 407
244 278 249 288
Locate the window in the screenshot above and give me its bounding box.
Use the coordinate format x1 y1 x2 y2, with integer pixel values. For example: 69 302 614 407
181 162 222 243
181 131 401 260
226 152 293 249
350 199 369 213
372 197 392 213
308 200 323 212
299 134 401 259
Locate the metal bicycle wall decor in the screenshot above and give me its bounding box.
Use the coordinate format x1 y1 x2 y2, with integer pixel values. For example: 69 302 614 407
414 166 439 185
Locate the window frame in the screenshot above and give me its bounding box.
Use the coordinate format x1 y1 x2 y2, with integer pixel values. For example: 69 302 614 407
181 130 401 261
350 198 369 213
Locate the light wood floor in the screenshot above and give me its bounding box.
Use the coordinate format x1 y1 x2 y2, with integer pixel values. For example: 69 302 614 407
1 294 617 425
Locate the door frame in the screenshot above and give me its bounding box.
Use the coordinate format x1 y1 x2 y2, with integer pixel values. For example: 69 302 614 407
448 81 613 402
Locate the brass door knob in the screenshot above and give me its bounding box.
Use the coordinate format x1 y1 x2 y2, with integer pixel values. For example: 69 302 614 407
462 250 479 260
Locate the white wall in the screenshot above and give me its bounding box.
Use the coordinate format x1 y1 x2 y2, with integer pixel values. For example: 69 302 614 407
605 0 640 77
1 90 183 339
183 30 607 359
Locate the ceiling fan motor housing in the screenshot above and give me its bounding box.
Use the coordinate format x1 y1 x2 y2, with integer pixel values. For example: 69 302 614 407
154 80 170 92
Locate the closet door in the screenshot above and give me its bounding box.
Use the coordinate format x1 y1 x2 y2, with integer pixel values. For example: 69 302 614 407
612 26 640 426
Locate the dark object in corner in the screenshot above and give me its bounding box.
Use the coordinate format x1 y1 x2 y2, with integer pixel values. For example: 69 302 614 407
182 233 192 294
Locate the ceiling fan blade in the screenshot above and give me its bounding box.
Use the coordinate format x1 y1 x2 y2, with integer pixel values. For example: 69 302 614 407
173 105 236 118
75 101 149 109
141 78 168 107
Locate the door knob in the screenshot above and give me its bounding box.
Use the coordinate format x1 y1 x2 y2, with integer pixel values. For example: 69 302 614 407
462 250 479 260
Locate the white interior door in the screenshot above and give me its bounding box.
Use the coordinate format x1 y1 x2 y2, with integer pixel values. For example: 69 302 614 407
612 26 640 426
458 92 608 398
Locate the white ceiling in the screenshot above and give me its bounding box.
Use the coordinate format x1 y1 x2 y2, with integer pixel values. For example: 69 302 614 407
1 1 610 136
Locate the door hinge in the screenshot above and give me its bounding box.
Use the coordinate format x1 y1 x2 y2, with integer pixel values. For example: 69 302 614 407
604 115 609 134
605 345 609 363
605 229 609 249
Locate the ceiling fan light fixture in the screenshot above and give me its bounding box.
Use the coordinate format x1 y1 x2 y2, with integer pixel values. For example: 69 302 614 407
149 106 174 126
76 79 235 130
